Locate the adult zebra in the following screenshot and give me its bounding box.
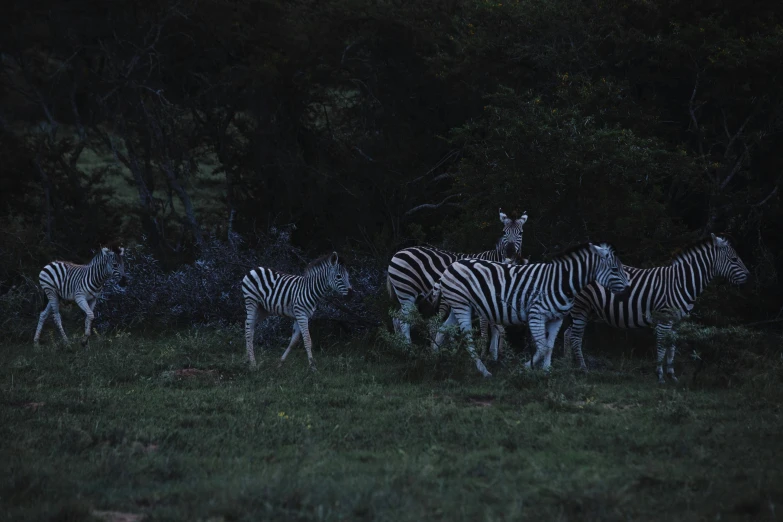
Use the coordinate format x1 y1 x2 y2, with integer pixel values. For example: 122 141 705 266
34 246 127 346
242 252 352 371
563 234 749 383
386 209 528 350
418 243 630 377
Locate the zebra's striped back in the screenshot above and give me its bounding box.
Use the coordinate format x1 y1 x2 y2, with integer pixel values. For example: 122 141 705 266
39 247 126 301
387 209 528 308
430 243 629 326
570 234 750 328
242 252 352 319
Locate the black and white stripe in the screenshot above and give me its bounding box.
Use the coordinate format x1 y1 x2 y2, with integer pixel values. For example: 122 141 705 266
242 252 352 370
419 243 630 377
563 234 749 382
387 209 528 349
34 246 127 345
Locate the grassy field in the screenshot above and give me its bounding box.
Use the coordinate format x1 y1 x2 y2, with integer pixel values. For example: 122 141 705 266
1 326 782 522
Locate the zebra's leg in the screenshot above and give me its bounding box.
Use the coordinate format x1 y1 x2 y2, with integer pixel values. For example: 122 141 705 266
75 295 95 346
432 309 457 353
280 322 302 365
664 323 678 382
392 317 402 334
526 313 549 370
479 316 490 359
296 315 317 372
88 298 99 337
567 312 590 372
541 317 565 370
398 302 414 343
244 302 263 367
49 297 69 344
453 307 491 377
34 302 52 345
654 323 672 384
489 324 505 361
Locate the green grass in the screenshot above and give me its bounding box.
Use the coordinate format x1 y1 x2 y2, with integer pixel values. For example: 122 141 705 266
1 326 782 521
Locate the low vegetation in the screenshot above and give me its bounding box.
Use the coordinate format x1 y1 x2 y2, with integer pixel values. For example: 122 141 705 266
2 324 781 521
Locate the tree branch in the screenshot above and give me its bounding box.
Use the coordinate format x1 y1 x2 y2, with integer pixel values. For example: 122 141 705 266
754 185 779 208
719 144 749 190
404 194 462 217
688 74 705 158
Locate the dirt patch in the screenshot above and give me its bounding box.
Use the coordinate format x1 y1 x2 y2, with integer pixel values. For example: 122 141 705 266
7 401 46 411
466 395 495 407
158 368 220 381
174 368 216 378
91 510 146 522
568 400 639 411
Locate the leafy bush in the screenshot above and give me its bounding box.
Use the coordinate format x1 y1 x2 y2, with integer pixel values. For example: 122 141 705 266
95 228 385 337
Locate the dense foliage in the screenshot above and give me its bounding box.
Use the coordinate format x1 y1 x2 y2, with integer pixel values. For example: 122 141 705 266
1 0 781 324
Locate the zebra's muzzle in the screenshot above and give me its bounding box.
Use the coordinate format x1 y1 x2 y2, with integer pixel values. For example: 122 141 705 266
118 276 128 287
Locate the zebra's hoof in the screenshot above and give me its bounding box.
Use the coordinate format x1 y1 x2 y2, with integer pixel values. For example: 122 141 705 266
80 338 88 347
669 374 679 383
309 364 318 373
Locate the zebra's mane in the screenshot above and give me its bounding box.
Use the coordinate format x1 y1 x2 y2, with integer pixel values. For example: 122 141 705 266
303 254 337 276
417 243 493 257
670 235 731 266
548 242 613 263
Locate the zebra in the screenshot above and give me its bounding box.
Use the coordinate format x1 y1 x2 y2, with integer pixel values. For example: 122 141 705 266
386 209 528 352
242 252 352 371
33 246 127 346
562 234 749 383
417 243 630 377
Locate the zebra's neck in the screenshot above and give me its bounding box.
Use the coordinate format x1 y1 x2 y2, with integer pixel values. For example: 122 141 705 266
558 252 598 297
88 254 113 284
670 247 717 307
303 270 332 300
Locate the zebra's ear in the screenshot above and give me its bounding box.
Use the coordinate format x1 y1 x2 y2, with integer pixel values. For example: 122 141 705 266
330 251 339 265
517 211 528 226
589 243 610 258
499 208 512 225
711 233 728 248
101 247 109 255
119 247 125 256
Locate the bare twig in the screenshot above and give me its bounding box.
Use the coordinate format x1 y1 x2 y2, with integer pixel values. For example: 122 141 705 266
754 186 779 208
406 149 460 186
404 194 463 217
719 144 749 190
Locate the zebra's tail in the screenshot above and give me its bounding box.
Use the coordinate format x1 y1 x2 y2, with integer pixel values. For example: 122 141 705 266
386 272 395 301
415 282 442 318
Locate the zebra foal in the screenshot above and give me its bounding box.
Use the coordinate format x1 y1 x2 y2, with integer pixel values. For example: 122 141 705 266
387 209 528 351
563 234 749 383
418 243 630 377
242 252 352 370
34 246 127 346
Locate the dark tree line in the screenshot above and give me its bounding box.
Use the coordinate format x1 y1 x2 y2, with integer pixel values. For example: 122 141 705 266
1 0 781 322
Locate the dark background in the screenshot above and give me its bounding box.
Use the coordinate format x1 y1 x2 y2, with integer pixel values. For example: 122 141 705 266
1 0 781 330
